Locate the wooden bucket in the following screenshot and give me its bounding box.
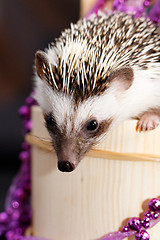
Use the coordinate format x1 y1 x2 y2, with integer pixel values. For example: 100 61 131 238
27 106 160 240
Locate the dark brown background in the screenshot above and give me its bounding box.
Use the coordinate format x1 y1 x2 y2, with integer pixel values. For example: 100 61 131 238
0 0 79 210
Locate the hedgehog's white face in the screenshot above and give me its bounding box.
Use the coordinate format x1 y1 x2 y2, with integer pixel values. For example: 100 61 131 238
34 50 134 172
35 78 117 172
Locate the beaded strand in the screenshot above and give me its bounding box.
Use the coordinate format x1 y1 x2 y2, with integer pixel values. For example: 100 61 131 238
0 94 36 240
121 198 160 240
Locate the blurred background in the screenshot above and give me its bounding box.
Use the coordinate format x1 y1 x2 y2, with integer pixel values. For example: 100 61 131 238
0 0 80 211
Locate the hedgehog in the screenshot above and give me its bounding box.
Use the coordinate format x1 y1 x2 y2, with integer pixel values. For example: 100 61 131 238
34 11 160 172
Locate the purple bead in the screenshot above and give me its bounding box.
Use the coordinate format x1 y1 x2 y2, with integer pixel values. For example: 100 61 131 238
143 0 150 7
0 212 9 223
152 16 159 23
6 207 13 215
12 201 19 209
25 96 37 106
152 211 160 219
23 182 31 192
6 229 22 240
24 120 32 132
19 151 30 162
14 235 22 240
9 220 19 230
14 188 26 201
12 210 20 221
18 105 30 118
128 217 142 231
144 211 152 219
5 230 15 240
15 227 23 235
142 217 150 229
135 230 150 240
122 225 130 232
21 142 30 150
138 6 144 14
149 198 160 212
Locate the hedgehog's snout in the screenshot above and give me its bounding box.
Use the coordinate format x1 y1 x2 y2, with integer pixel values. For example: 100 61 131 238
55 139 79 172
58 161 75 172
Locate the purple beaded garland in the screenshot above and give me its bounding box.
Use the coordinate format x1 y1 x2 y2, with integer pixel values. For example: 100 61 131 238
113 0 153 19
0 93 35 240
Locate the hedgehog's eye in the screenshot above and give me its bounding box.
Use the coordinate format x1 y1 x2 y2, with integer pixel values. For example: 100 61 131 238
45 115 55 126
87 120 98 131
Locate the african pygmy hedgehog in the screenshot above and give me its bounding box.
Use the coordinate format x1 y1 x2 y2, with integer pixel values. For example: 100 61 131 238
34 11 160 172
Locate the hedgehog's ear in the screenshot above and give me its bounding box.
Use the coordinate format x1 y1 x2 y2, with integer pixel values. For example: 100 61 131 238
35 50 52 83
109 67 134 91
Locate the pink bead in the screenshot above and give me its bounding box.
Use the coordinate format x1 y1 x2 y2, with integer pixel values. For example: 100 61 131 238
12 201 19 209
9 220 19 229
21 142 30 150
144 0 150 7
6 207 13 215
19 151 30 162
15 227 23 235
25 96 37 106
5 230 15 240
24 120 32 132
14 188 26 201
12 210 20 220
0 212 8 223
142 217 150 228
122 225 130 232
144 211 152 219
149 198 160 212
135 230 150 240
18 105 30 118
152 211 160 219
128 217 142 231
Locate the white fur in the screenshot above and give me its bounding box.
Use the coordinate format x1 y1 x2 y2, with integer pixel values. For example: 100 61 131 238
34 73 118 135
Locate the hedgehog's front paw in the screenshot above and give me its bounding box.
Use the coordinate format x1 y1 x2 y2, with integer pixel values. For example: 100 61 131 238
136 112 160 132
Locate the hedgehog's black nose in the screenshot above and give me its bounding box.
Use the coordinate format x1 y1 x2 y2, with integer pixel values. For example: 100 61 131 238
58 161 75 172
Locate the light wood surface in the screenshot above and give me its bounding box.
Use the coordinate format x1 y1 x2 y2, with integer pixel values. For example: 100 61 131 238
31 106 160 240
